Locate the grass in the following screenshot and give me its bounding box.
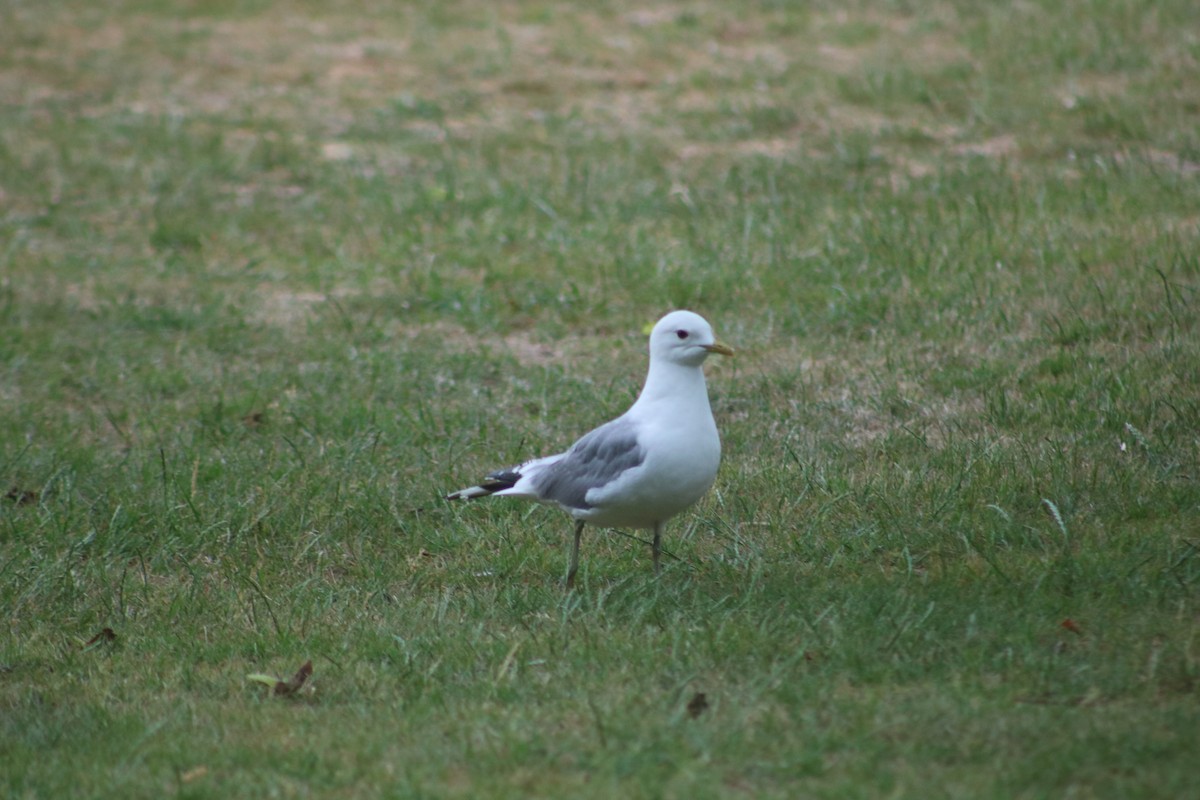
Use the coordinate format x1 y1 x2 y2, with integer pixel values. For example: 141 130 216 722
2 0 1199 796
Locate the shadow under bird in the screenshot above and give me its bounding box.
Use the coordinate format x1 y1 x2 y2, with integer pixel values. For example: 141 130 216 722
445 310 733 587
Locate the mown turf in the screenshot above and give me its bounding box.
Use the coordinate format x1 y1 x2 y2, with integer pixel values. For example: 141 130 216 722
2 1 1198 797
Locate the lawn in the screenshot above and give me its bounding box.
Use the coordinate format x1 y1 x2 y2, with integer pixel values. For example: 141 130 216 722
2 0 1198 797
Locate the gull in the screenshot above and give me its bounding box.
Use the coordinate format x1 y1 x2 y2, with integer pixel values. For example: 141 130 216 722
446 310 733 587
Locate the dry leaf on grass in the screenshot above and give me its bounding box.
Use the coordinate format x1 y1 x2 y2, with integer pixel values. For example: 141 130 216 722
5 487 39 505
247 660 314 696
180 766 209 783
82 628 117 650
1061 618 1084 636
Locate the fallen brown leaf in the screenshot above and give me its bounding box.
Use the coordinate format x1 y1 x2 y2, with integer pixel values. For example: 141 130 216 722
276 660 313 696
248 660 314 696
82 628 117 650
5 487 38 505
1060 618 1083 636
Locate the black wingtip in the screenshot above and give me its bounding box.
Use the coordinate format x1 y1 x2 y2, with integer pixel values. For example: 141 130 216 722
479 469 521 493
445 468 521 501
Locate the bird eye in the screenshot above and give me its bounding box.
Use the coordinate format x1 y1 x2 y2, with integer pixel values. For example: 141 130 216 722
675 330 689 340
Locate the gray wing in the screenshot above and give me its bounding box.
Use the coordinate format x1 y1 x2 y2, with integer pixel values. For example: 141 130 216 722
531 417 645 510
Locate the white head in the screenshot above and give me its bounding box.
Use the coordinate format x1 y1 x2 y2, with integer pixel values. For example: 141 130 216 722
648 310 734 367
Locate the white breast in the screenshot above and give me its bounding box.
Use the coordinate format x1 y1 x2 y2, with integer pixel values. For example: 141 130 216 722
580 402 721 528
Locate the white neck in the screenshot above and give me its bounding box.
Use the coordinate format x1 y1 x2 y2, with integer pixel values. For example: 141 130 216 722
630 359 711 416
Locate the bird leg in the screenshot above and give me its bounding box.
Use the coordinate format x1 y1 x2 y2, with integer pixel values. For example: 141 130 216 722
652 521 663 575
566 519 585 589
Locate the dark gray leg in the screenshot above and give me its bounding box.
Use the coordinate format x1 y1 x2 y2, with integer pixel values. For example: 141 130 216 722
652 521 662 575
566 519 585 589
